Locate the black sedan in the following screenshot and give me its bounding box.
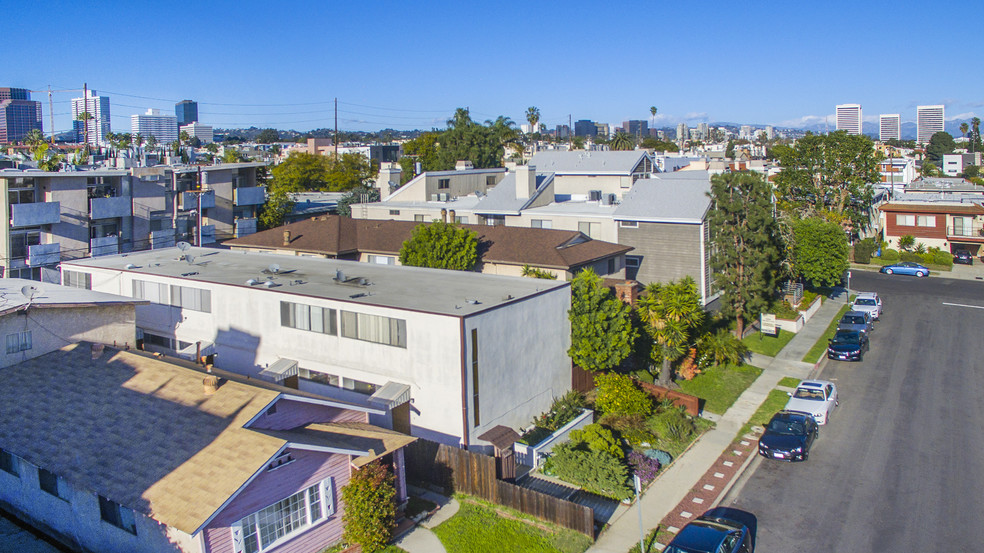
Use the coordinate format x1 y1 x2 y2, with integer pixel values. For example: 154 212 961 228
827 330 869 361
758 411 818 462
954 251 974 265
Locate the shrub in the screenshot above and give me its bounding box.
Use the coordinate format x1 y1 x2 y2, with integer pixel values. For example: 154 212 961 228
570 423 624 459
627 450 661 483
598 414 656 446
800 289 820 308
853 239 875 264
932 250 953 267
521 391 586 445
900 251 924 263
594 372 653 417
542 442 632 500
880 248 900 262
898 235 915 251
341 461 396 553
914 242 927 254
647 407 695 442
644 449 673 466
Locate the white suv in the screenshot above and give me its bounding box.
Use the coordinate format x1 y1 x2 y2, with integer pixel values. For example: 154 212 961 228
850 291 882 320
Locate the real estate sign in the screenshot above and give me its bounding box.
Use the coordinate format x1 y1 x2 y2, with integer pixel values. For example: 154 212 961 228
761 313 777 336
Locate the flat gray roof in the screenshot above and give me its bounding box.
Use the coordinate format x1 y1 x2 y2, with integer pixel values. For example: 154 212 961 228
0 278 145 316
529 150 649 174
63 247 568 317
613 171 711 223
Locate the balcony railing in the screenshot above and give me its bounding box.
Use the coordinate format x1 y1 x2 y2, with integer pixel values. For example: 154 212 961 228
946 226 984 239
234 186 266 206
28 243 60 266
11 202 61 227
90 196 132 219
90 236 120 257
235 217 258 237
151 229 176 249
180 189 216 211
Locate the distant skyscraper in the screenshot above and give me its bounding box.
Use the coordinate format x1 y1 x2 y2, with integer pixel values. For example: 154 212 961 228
739 125 752 140
71 90 111 146
765 126 774 140
917 105 944 144
697 122 709 140
574 119 597 137
594 123 609 137
677 123 687 141
175 100 198 126
132 109 178 143
879 114 901 142
0 87 43 143
623 120 648 139
836 104 862 135
555 125 570 139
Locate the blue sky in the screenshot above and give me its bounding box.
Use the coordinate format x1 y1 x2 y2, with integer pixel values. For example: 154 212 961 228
5 0 981 134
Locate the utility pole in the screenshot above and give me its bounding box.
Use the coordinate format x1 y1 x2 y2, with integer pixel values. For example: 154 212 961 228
47 86 54 144
196 166 203 247
82 82 89 149
569 114 573 148
334 97 338 158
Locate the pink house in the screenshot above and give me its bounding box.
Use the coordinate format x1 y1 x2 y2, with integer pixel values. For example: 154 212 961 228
0 343 415 553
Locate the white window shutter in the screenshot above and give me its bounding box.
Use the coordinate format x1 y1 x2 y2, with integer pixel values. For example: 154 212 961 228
323 477 335 516
230 520 245 553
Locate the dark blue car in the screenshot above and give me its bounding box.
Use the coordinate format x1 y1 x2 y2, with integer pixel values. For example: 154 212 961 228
664 514 754 553
757 411 819 462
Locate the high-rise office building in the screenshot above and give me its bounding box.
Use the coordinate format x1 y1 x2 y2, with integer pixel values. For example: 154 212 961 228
765 126 774 140
623 120 648 138
836 104 862 135
131 109 178 143
175 100 198 126
879 114 901 142
677 123 688 141
555 125 570 139
71 90 111 146
0 87 43 143
595 123 609 138
739 125 752 140
697 122 709 140
917 105 944 144
574 119 597 137
180 122 214 144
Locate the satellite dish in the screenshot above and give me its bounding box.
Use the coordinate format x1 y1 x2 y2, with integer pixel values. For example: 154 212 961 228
20 285 44 300
185 255 196 265
269 263 281 274
176 241 191 252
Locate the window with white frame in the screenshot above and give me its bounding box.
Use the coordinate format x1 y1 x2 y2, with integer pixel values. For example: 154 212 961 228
340 311 407 348
895 214 916 226
367 255 395 265
99 495 137 534
578 221 599 238
169 285 211 312
5 331 31 354
280 301 337 335
531 219 552 229
62 270 92 289
625 256 641 268
916 215 936 227
619 220 639 228
234 479 334 553
132 280 169 303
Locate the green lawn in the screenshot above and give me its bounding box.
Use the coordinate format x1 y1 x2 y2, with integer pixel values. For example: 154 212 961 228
433 497 592 553
778 377 801 388
742 329 795 357
676 363 763 415
801 303 852 364
738 388 790 437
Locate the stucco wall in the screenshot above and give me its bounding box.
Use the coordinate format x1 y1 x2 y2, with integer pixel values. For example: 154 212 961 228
0 303 137 368
44 176 91 257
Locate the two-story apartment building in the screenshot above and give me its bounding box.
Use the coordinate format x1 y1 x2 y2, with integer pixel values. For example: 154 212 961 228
878 196 984 255
0 162 266 282
0 342 413 553
61 247 573 449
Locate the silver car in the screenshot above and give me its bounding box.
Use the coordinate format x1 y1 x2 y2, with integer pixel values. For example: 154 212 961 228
784 380 839 425
850 292 882 321
838 310 872 336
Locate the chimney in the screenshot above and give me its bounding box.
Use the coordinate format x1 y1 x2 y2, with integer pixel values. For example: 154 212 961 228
441 208 448 223
515 164 537 200
91 343 105 360
203 374 219 395
449 209 456 223
614 281 639 306
376 162 402 199
283 230 291 246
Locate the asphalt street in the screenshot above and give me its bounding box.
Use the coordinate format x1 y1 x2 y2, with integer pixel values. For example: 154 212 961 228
722 271 984 552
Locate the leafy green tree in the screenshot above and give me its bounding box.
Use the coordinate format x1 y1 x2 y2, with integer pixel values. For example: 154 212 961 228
569 423 624 459
571 136 586 150
341 460 396 553
925 131 955 163
725 139 735 159
145 135 158 152
568 269 637 372
962 165 980 179
336 185 380 217
640 137 679 152
920 160 939 177
258 189 293 229
436 108 502 169
972 117 981 152
256 128 280 144
708 172 781 338
324 152 377 191
636 277 705 387
594 372 652 417
792 217 849 287
398 221 478 271
270 152 331 192
543 441 632 501
610 131 634 151
773 131 882 228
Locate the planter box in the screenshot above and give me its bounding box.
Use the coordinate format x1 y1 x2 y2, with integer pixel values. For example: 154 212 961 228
798 295 823 323
775 315 804 333
513 408 593 468
634 380 701 416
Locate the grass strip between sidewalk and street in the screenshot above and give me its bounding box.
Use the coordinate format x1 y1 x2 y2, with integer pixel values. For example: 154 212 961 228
738 388 791 438
777 376 801 388
742 329 795 357
676 363 763 415
801 298 856 364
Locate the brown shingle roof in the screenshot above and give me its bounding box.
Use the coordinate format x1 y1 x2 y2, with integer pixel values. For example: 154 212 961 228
226 216 633 270
879 203 984 215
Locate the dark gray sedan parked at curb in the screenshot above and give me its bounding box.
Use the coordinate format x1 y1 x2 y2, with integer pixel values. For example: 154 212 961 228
837 310 873 336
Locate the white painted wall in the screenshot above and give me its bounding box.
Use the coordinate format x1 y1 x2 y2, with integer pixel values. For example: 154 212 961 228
0 304 137 368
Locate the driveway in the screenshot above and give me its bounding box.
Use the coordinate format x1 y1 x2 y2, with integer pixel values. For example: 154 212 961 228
722 272 984 552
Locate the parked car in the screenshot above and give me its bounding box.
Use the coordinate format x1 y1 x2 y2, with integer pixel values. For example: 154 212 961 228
758 410 819 462
827 330 869 361
879 261 929 277
850 291 882 320
837 310 873 336
953 250 974 265
664 514 754 553
783 380 838 425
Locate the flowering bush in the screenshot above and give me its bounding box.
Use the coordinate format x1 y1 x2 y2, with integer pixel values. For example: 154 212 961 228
627 450 661 483
595 372 653 417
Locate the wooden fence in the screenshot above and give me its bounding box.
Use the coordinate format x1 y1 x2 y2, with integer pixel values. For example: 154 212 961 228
634 380 701 416
404 439 595 538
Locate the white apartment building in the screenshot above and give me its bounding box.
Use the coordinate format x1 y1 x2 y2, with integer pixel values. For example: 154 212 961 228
71 90 111 146
62 247 573 449
942 153 981 177
836 104 862 135
179 122 213 144
880 114 901 141
917 105 945 144
131 109 178 144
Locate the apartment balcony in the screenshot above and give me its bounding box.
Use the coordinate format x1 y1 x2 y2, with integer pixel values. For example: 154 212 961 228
27 243 60 266
151 229 176 249
11 202 61 227
90 236 120 257
200 224 216 245
235 217 258 237
180 189 216 211
234 186 266 206
947 225 984 243
90 196 132 219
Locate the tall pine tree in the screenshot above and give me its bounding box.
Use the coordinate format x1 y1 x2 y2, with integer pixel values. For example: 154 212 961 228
708 172 780 337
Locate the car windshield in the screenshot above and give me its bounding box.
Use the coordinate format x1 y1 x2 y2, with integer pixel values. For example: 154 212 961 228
793 388 824 400
842 315 865 325
832 333 861 345
854 298 876 306
768 420 805 435
663 545 702 553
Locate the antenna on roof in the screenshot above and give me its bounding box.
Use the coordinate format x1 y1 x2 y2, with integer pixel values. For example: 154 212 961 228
176 241 191 252
268 263 281 274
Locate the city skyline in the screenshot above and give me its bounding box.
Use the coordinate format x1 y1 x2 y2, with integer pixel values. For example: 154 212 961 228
4 0 982 134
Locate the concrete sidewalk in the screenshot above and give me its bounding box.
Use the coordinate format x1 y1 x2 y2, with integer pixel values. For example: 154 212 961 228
587 290 846 553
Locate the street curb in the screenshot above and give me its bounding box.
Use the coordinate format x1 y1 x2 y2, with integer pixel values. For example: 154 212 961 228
710 432 760 509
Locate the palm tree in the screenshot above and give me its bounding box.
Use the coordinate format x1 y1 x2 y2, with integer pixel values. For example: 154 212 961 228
960 122 969 138
525 106 540 137
650 106 658 127
637 277 705 387
610 131 634 151
972 117 981 153
485 116 520 165
145 135 158 154
24 128 45 146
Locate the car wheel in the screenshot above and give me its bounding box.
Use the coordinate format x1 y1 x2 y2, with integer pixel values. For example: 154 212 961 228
916 271 926 277
885 268 894 275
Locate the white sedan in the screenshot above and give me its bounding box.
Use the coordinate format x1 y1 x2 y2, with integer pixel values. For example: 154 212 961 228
784 380 839 425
